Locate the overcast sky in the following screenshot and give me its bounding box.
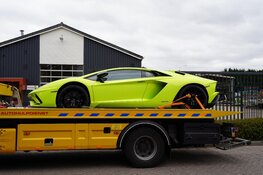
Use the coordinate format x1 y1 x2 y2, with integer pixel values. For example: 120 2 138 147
1 0 263 71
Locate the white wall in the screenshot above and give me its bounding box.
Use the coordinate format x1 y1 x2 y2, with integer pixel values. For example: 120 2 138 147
40 28 84 65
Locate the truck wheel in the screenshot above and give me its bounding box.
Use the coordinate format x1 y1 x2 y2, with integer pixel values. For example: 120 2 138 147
123 127 166 168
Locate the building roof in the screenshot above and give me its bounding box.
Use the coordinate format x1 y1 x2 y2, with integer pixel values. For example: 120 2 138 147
0 22 143 60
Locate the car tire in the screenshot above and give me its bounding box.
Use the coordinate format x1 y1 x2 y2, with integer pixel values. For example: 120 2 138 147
123 127 166 168
176 85 208 109
56 85 90 108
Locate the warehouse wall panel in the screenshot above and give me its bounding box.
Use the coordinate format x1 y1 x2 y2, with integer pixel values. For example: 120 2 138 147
0 36 40 84
84 38 141 74
40 28 84 65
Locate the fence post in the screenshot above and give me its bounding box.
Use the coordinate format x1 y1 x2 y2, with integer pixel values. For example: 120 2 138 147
240 90 244 119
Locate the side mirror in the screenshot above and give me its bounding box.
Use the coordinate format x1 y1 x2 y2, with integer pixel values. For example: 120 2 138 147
96 72 108 83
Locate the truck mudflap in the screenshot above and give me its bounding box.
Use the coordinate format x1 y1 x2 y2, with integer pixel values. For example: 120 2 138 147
215 122 251 150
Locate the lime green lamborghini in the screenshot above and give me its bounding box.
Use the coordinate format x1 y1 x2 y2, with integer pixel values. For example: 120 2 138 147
28 67 219 109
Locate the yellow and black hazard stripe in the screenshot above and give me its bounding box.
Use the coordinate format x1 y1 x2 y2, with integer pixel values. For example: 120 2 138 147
0 108 240 119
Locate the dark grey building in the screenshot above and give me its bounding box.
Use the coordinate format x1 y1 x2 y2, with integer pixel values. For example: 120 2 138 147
0 22 143 87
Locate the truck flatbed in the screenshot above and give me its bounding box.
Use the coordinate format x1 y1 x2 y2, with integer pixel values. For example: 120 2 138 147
0 107 247 168
0 108 238 119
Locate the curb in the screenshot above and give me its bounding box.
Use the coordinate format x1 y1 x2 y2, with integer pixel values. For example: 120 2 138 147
250 141 263 146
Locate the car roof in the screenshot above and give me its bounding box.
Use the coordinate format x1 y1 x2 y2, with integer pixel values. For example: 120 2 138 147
82 67 173 77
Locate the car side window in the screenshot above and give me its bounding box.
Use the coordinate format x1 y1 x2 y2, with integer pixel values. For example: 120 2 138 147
86 70 162 82
86 74 97 81
106 70 142 81
143 71 155 77
85 70 142 81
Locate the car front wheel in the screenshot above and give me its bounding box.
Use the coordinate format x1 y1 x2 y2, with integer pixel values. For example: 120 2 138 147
56 85 90 108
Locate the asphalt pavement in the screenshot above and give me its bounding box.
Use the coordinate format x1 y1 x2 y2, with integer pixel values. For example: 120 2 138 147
0 145 262 175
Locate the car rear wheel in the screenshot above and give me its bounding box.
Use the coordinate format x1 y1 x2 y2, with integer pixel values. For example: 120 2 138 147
56 85 90 108
176 85 208 109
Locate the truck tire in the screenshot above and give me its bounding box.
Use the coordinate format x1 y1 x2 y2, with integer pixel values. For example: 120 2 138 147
123 127 166 168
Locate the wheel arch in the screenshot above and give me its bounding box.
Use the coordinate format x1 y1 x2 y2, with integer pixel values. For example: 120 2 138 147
56 82 91 106
117 120 171 149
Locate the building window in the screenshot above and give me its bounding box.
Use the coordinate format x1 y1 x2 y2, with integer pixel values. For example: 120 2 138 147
40 64 83 85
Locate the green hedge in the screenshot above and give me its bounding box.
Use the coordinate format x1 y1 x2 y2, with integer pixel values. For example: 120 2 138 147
218 118 263 141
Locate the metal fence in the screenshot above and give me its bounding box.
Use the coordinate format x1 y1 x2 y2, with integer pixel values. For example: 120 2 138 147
187 71 263 120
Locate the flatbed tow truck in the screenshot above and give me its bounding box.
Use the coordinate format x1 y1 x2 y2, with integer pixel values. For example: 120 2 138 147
0 94 250 167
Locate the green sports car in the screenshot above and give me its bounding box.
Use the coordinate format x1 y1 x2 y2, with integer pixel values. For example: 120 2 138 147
28 67 219 109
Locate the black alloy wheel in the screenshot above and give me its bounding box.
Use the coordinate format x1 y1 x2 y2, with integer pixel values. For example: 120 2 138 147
57 85 89 108
176 85 208 109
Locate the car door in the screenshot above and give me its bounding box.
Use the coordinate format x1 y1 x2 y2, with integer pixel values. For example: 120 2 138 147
91 69 148 107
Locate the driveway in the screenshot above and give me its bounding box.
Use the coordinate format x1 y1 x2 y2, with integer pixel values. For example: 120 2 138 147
0 146 262 175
